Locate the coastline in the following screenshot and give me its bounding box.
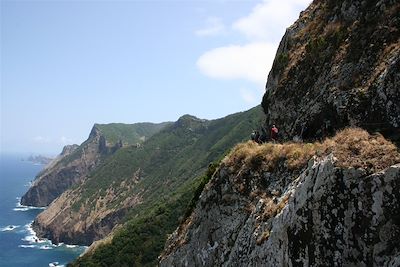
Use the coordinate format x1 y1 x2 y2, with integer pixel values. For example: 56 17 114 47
16 197 88 253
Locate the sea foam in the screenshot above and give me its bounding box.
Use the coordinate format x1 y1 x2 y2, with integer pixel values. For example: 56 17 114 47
0 225 20 232
14 197 46 211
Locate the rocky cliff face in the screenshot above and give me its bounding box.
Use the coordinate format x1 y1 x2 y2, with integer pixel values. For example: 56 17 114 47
160 129 400 266
262 0 400 142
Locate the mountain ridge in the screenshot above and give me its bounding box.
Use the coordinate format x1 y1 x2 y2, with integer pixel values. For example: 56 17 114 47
30 106 264 266
21 121 170 207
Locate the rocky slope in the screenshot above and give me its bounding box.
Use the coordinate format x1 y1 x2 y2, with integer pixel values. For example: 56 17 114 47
32 107 264 248
160 129 400 266
21 122 168 207
262 0 400 142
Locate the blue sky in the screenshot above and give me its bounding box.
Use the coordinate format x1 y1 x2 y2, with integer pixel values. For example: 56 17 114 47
1 0 310 154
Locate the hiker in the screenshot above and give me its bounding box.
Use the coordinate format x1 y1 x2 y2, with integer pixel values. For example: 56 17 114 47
271 124 278 142
254 130 260 143
259 127 267 143
251 130 256 142
251 130 261 143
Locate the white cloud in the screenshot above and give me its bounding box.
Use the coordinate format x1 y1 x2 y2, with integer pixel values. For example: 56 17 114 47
196 0 311 90
195 17 226 37
233 0 311 41
197 42 277 85
33 136 51 143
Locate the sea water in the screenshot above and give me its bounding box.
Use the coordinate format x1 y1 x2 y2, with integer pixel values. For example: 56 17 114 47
0 154 86 267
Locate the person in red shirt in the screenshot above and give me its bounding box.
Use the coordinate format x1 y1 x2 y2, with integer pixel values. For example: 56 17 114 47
271 124 278 142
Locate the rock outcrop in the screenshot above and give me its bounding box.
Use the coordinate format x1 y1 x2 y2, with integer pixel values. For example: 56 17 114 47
160 130 400 266
262 0 400 142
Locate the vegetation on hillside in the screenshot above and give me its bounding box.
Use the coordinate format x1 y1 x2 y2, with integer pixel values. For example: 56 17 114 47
95 122 171 145
71 163 219 267
70 106 263 213
66 106 263 266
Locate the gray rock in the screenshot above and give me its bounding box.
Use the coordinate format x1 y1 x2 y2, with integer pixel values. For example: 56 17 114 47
160 157 400 266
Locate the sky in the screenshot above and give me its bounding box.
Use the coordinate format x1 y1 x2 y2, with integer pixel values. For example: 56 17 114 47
1 0 311 155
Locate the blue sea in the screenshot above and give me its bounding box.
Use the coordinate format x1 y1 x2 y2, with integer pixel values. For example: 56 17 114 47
0 154 86 267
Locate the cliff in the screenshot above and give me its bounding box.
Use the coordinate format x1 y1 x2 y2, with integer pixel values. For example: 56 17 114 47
160 129 400 266
262 0 400 142
21 122 169 207
33 107 263 257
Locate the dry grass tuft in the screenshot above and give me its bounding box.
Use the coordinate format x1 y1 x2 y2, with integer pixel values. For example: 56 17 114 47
327 128 400 172
256 229 270 245
223 128 400 174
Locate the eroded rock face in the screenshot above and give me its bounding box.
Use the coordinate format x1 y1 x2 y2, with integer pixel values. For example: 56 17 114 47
32 174 143 245
160 157 400 266
20 127 105 207
262 0 400 142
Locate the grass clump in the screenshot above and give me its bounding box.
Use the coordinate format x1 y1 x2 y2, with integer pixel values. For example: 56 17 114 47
224 128 400 174
327 128 400 172
224 140 320 173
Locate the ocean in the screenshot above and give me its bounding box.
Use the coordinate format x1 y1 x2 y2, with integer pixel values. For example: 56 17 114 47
0 154 86 267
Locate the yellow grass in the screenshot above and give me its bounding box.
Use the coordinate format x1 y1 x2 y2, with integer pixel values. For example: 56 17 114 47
223 128 400 174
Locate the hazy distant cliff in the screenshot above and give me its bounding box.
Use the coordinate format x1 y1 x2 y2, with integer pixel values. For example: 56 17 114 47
21 122 169 207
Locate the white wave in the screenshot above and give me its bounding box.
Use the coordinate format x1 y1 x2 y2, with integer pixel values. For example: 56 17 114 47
48 262 61 267
13 207 29 211
20 245 35 249
0 225 20 231
19 222 87 255
39 245 53 250
15 197 47 211
21 223 45 244
13 205 46 211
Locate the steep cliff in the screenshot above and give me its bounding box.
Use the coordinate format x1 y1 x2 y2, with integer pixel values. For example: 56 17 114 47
21 122 169 207
160 129 400 266
33 107 263 260
262 0 400 142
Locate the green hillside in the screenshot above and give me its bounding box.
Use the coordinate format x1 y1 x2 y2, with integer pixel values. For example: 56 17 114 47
21 121 170 207
95 122 172 145
68 106 264 266
59 121 170 166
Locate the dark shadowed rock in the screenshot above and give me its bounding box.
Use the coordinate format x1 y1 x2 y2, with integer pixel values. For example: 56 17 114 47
261 0 400 143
